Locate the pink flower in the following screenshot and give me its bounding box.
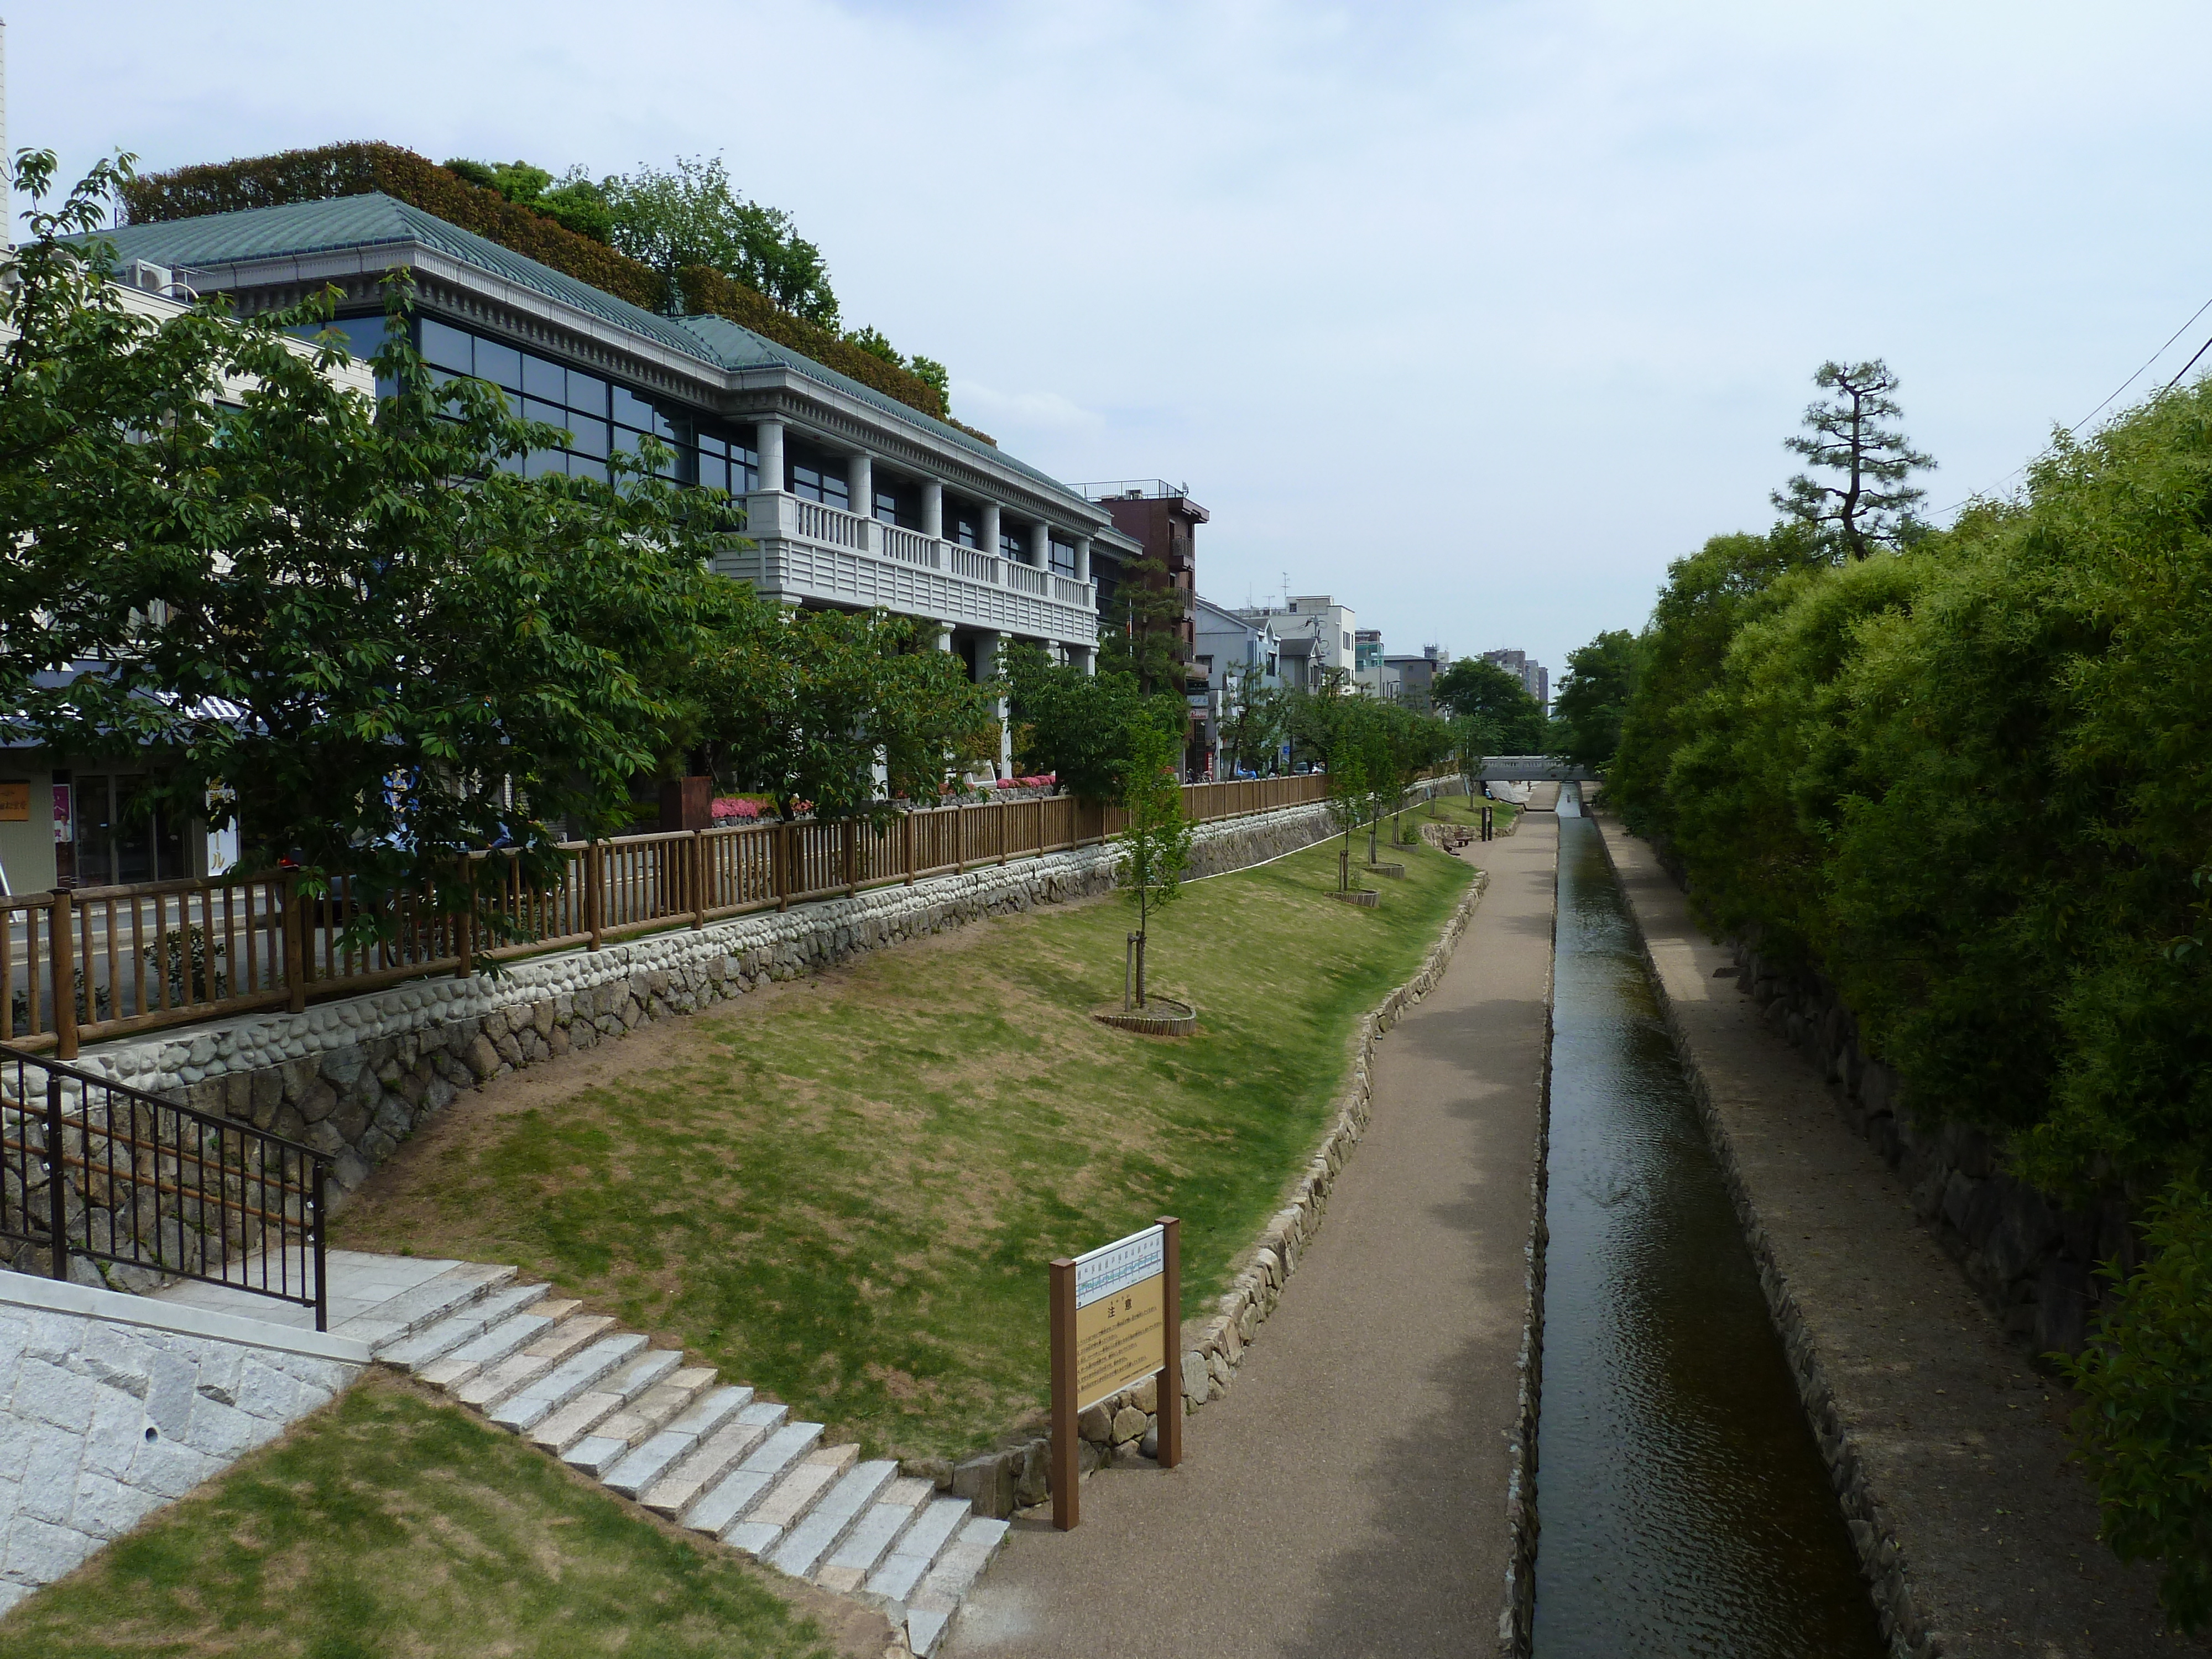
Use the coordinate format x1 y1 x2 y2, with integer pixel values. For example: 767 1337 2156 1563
710 796 763 822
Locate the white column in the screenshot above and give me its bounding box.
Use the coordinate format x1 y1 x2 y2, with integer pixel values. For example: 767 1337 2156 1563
980 503 1001 564
975 628 1010 778
922 482 943 540
1073 535 1091 582
755 419 785 494
933 619 954 651
1028 521 1050 568
849 451 873 519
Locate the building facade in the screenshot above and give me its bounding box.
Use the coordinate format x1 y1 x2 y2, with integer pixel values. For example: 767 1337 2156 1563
1483 648 1550 713
1383 645 1451 713
91 195 1141 751
1193 598 1282 777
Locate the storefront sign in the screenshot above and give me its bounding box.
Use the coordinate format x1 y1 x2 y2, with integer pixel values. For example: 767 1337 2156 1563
1048 1217 1182 1531
50 784 71 841
0 781 27 822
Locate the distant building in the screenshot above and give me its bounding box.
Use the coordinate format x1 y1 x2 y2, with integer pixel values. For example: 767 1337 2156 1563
1483 648 1550 713
1194 598 1281 776
1234 594 1356 687
1079 480 1208 770
1384 645 1451 714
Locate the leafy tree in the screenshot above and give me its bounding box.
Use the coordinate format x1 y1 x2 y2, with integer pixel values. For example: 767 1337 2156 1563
908 354 950 411
1551 629 1644 774
1217 663 1287 775
686 603 997 822
1431 657 1546 753
1117 715 1194 1010
2060 1177 2212 1634
1000 644 1180 802
1773 359 1935 561
442 158 614 243
0 153 719 946
1097 552 1191 698
1319 699 1386 889
601 155 840 327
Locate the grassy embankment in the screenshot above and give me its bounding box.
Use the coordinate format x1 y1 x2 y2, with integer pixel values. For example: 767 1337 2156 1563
333 827 1478 1462
0 1375 852 1658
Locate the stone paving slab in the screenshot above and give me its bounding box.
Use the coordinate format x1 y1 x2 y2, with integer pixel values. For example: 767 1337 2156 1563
378 1282 550 1369
1599 818 2203 1659
727 1444 858 1554
607 1385 752 1499
643 1402 784 1517
488 1334 647 1431
682 1420 822 1534
417 1301 575 1389
769 1460 899 1578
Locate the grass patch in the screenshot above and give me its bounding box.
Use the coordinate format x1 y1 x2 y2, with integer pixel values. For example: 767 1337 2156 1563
0 1374 845 1658
333 832 1475 1462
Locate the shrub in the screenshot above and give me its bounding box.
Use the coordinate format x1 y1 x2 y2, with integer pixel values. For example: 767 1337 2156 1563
2060 1176 2212 1633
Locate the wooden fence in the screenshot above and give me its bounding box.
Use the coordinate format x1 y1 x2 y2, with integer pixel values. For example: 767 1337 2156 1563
2 770 1432 1061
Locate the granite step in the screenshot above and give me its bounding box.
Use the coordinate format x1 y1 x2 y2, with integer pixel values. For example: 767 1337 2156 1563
451 1312 609 1408
679 1419 823 1535
813 1477 936 1595
488 1333 649 1431
528 1349 683 1455
606 1384 753 1500
416 1301 580 1390
724 1443 858 1557
562 1366 715 1477
379 1283 551 1370
861 1496 977 1613
640 1401 786 1517
338 1261 516 1352
768 1460 899 1579
904 1517 1012 1657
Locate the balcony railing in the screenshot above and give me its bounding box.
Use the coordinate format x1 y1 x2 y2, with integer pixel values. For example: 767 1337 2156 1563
0 771 1455 1060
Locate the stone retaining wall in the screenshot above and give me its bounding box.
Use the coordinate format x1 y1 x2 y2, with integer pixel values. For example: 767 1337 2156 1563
1723 946 2125 1361
927 858 1494 1519
23 797 1422 1293
0 1272 366 1614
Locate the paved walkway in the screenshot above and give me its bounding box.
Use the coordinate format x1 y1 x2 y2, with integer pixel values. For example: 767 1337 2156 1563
950 818 1558 1659
1602 819 2203 1657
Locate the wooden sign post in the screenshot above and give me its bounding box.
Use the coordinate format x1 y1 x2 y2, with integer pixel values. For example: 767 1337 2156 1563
1049 1215 1182 1531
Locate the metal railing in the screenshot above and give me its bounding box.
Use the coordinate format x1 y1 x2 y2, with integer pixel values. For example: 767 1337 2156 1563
1 1043 330 1327
2 770 1442 1060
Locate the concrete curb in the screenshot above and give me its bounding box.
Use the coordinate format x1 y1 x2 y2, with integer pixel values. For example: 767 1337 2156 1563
1593 817 1918 1658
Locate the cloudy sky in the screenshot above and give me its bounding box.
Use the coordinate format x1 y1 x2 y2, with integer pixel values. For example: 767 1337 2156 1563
13 1 2211 679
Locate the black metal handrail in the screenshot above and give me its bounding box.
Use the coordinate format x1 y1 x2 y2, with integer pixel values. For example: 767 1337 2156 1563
0 1043 329 1329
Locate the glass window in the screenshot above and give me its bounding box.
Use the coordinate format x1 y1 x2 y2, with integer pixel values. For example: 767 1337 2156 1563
420 318 473 374
523 354 566 402
1049 535 1077 577
522 397 566 434
947 507 980 549
1000 531 1026 562
612 386 657 431
568 455 608 484
473 339 523 392
565 369 609 418
789 442 850 509
698 451 729 494
565 417 610 460
524 448 567 479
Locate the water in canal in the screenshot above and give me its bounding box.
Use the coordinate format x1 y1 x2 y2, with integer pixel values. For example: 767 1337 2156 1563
1531 795 1884 1657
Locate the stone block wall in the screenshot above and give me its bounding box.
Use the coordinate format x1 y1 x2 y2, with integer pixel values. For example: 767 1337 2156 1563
29 800 1373 1295
0 1271 366 1614
1728 945 2128 1362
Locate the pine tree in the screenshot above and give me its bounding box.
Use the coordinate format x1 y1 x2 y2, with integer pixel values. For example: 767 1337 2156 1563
1773 359 1935 560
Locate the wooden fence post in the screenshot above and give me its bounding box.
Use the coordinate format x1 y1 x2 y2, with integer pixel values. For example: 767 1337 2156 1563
455 859 475 979
954 805 966 875
691 831 706 929
1158 1216 1182 1469
1050 1256 1078 1531
904 810 916 885
50 889 79 1061
778 822 791 912
280 874 306 1015
844 819 857 898
587 843 604 951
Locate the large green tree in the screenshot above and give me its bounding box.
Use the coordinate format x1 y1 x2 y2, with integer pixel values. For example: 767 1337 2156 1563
1431 658 1547 753
599 155 840 327
1550 629 1644 774
1000 644 1181 802
1 153 721 936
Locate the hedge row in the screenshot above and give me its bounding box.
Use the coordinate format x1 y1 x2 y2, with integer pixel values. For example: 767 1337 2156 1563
118 142 954 425
676 264 948 422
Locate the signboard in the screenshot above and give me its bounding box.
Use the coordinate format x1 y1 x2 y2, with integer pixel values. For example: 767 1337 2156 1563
0 782 26 822
1048 1217 1182 1531
51 784 72 841
1074 1226 1167 1411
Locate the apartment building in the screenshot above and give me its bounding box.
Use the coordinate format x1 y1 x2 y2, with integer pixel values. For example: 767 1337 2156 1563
1484 648 1551 713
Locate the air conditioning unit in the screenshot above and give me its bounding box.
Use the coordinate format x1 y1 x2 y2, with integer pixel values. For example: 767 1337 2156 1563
125 260 175 295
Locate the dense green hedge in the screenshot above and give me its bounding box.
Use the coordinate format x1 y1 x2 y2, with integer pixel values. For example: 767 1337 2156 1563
1611 385 2212 1626
1615 385 2212 1193
119 143 953 424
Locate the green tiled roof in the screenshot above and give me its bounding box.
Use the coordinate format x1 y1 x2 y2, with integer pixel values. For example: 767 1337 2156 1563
87 195 1069 497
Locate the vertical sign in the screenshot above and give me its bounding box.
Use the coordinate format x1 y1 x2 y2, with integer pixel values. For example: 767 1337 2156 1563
1049 1216 1181 1531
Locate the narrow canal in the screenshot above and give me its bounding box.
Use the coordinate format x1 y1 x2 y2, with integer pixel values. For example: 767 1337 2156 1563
1531 794 1883 1656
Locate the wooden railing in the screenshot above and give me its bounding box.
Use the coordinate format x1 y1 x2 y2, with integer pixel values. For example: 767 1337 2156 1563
1 770 1428 1061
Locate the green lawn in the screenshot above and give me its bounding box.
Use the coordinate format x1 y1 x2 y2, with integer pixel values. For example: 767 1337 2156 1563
0 1375 848 1659
335 831 1476 1462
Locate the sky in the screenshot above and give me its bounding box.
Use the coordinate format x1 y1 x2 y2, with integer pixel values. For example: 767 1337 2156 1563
11 1 2212 682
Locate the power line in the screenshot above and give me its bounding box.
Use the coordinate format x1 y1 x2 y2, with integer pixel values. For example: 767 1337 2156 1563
1934 290 2212 518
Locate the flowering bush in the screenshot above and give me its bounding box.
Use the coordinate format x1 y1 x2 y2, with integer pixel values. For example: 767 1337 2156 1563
994 774 1058 790
710 796 763 822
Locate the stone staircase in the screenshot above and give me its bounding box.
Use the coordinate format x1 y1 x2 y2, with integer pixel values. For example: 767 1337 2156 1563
336 1258 1007 1656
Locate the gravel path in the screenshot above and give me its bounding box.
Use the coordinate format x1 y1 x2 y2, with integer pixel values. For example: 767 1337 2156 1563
947 820 1557 1659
